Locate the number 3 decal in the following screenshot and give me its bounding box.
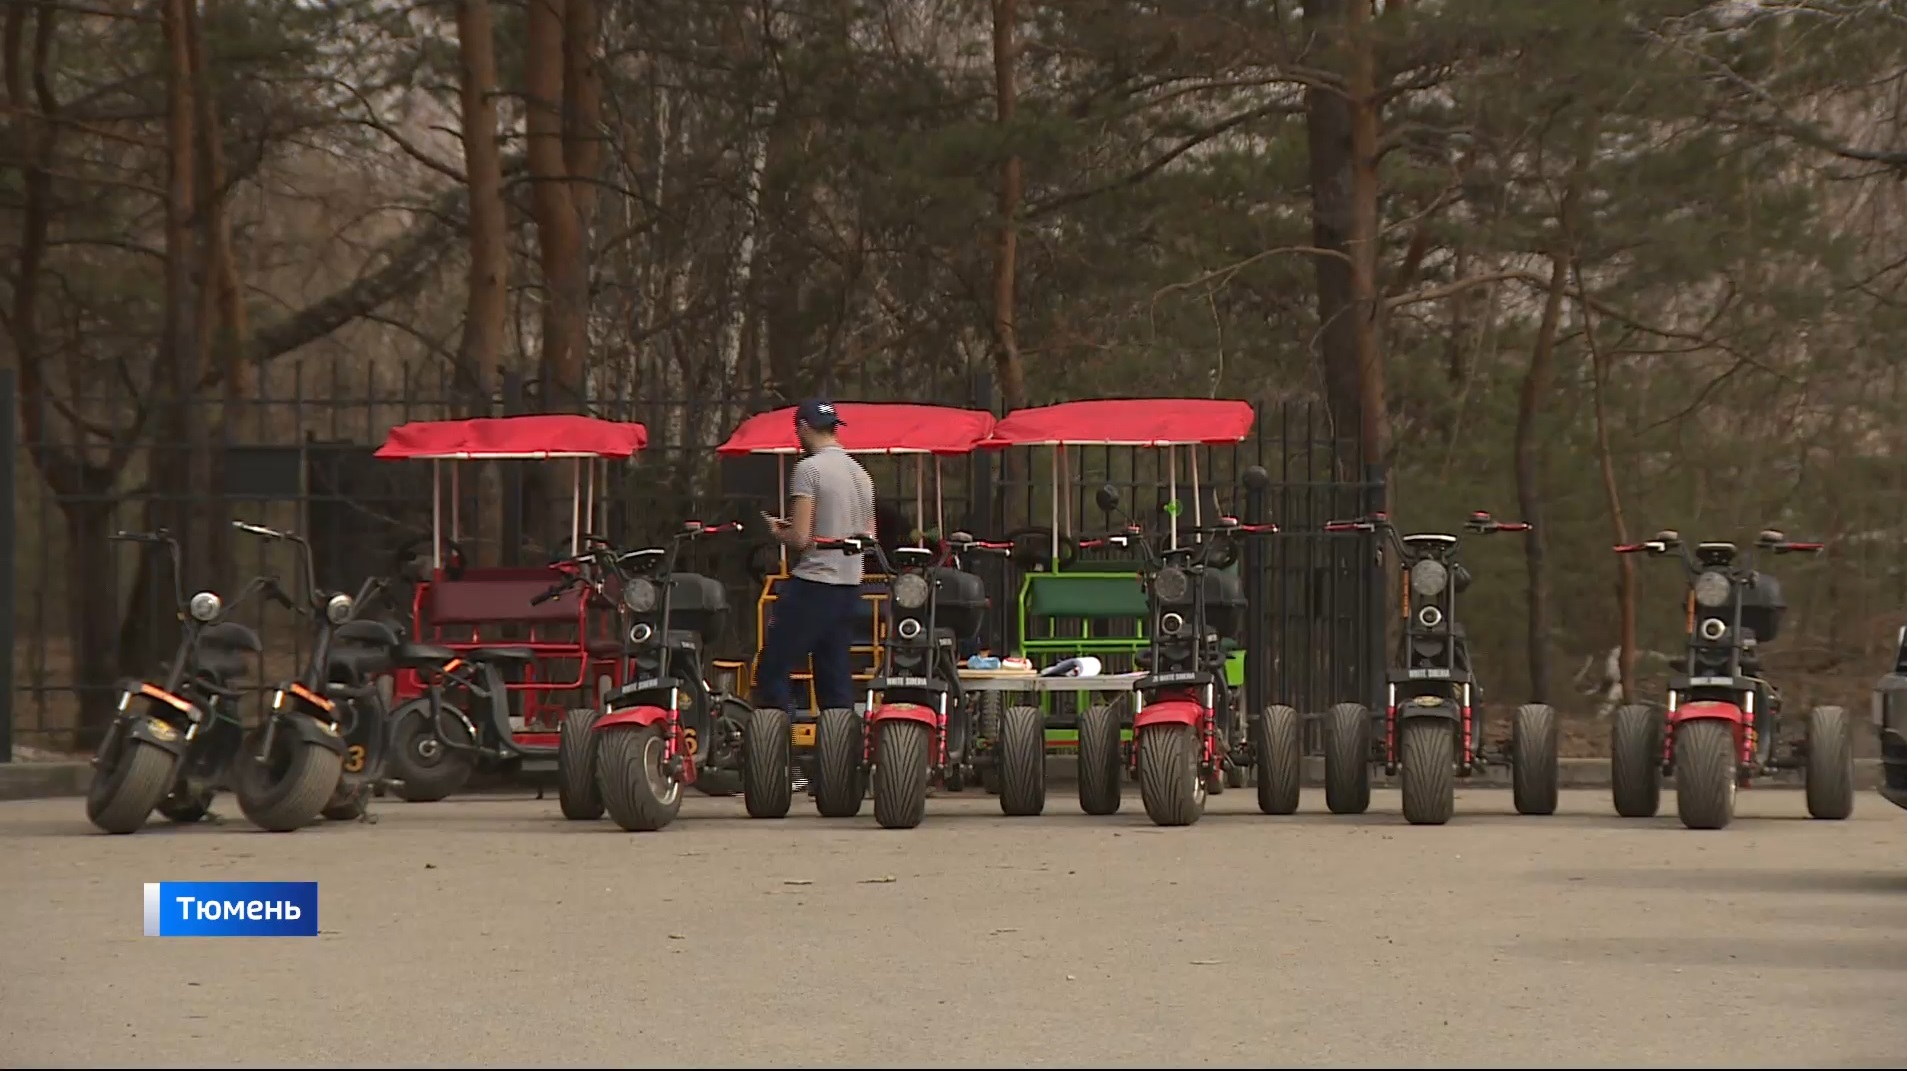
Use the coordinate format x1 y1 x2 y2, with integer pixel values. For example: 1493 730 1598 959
344 744 367 773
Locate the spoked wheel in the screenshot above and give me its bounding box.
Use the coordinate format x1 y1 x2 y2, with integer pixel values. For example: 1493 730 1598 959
1076 703 1122 816
1137 723 1206 827
386 706 477 803
1511 703 1560 816
1398 719 1457 826
158 786 216 824
597 725 683 832
557 708 604 820
321 782 370 822
979 692 1004 796
742 708 793 819
1673 719 1737 830
812 707 866 818
1253 705 1302 816
1323 702 1373 816
86 729 179 835
233 724 346 833
871 719 931 830
1805 705 1854 821
998 705 1047 817
1610 703 1662 818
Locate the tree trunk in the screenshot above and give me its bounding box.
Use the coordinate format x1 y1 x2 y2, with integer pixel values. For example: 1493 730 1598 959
561 0 602 233
989 0 1026 411
526 0 589 407
186 0 236 589
456 0 510 377
1303 0 1387 479
1579 265 1637 702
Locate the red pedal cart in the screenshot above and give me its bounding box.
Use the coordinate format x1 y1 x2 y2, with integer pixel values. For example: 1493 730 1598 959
373 414 647 801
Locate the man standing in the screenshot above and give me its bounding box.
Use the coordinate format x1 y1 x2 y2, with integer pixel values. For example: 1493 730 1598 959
756 401 877 755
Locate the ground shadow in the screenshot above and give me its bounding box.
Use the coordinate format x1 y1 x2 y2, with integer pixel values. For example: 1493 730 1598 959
1508 933 1907 973
1547 865 1907 896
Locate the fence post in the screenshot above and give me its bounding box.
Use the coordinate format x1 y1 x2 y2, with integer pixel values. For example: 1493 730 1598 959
0 368 15 762
1363 461 1389 712
1243 467 1269 718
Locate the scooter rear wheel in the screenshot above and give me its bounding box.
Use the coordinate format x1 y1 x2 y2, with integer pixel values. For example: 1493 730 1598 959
1137 723 1205 827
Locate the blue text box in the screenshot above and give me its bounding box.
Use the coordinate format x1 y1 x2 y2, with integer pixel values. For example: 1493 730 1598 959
143 881 319 937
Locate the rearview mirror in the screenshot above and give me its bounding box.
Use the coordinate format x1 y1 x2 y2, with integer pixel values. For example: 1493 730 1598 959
1095 484 1121 513
1241 465 1270 491
1757 528 1785 547
1652 529 1680 545
949 530 974 544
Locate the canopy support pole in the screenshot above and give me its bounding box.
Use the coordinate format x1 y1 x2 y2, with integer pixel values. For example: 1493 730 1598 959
432 460 443 570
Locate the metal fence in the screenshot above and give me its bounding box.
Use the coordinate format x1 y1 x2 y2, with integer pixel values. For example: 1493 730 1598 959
4 366 1384 755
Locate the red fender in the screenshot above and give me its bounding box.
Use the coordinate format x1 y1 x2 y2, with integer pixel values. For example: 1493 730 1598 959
1669 700 1746 727
595 705 670 731
1134 698 1204 730
868 701 936 727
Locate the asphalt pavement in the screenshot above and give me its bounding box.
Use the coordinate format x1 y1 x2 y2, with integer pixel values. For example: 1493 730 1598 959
1 787 1903 1068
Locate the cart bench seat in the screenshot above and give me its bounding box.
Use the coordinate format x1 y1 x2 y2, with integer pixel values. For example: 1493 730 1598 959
425 570 580 626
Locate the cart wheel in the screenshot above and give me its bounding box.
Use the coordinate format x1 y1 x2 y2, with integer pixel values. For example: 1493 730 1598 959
387 705 477 802
1511 703 1559 816
998 705 1047 817
1253 705 1302 816
158 786 216 824
321 782 370 822
1673 719 1736 830
1610 703 1662 818
1322 702 1372 816
1076 703 1122 816
812 707 865 818
557 708 604 821
1399 719 1456 826
597 724 683 832
1137 723 1205 827
86 736 176 835
872 719 931 829
233 725 346 833
742 707 792 819
1805 705 1854 820
1224 763 1248 789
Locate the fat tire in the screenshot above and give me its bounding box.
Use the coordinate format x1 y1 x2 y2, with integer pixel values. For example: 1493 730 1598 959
1137 723 1205 827
1674 719 1737 830
812 707 865 818
1512 703 1560 816
1399 719 1457 826
872 720 931 829
87 738 177 835
387 707 477 803
998 705 1047 816
1254 705 1302 815
1805 705 1854 820
1610 703 1662 818
597 725 682 832
742 707 793 819
1076 703 1122 815
557 708 604 820
234 727 346 833
1323 702 1373 815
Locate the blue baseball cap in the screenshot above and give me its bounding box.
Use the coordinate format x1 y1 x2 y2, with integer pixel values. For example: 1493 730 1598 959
795 399 845 430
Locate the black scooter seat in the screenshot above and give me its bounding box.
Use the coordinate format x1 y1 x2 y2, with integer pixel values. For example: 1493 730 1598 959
468 645 535 664
392 643 460 669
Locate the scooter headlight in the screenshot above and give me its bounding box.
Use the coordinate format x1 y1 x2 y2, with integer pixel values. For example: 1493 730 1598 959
1154 566 1190 603
623 578 657 614
1698 617 1729 642
1693 570 1731 608
895 617 924 641
1159 611 1186 637
893 572 930 610
325 593 354 625
188 591 222 622
629 622 655 645
1417 604 1443 629
1409 559 1448 598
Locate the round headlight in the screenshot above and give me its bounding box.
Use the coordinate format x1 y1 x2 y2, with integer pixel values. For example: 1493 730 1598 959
326 593 354 625
629 622 654 645
1154 566 1190 603
1409 559 1449 598
893 572 931 610
896 617 923 640
1417 604 1444 629
1699 617 1729 642
1693 570 1732 608
1159 611 1186 637
622 578 657 614
188 591 222 622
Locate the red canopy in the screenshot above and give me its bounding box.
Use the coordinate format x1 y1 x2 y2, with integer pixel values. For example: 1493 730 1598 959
985 399 1256 447
374 415 649 460
716 403 996 456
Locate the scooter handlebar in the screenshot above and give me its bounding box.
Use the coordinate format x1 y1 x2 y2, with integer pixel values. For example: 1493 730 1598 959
232 520 288 540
